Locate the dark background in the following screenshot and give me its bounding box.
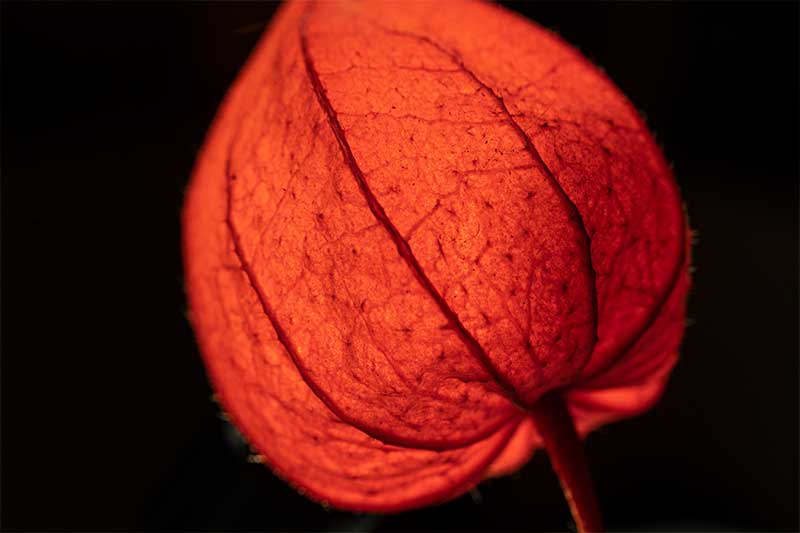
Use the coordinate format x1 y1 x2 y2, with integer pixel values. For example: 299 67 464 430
2 2 798 531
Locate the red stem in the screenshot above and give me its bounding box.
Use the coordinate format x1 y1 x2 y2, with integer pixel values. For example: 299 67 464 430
530 392 604 533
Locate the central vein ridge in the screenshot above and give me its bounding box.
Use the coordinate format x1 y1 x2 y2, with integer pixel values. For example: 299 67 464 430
299 27 528 412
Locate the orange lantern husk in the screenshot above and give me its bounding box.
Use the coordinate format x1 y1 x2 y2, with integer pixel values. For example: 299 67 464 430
183 1 690 530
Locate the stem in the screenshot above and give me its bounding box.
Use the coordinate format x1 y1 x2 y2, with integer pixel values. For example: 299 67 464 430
530 392 604 533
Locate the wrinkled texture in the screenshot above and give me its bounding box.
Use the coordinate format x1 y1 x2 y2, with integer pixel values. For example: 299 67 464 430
183 0 689 511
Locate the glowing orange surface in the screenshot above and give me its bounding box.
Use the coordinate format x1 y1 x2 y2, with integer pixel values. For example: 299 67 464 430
183 0 689 512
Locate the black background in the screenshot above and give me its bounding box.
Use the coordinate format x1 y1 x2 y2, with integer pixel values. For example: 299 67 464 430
2 2 798 531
